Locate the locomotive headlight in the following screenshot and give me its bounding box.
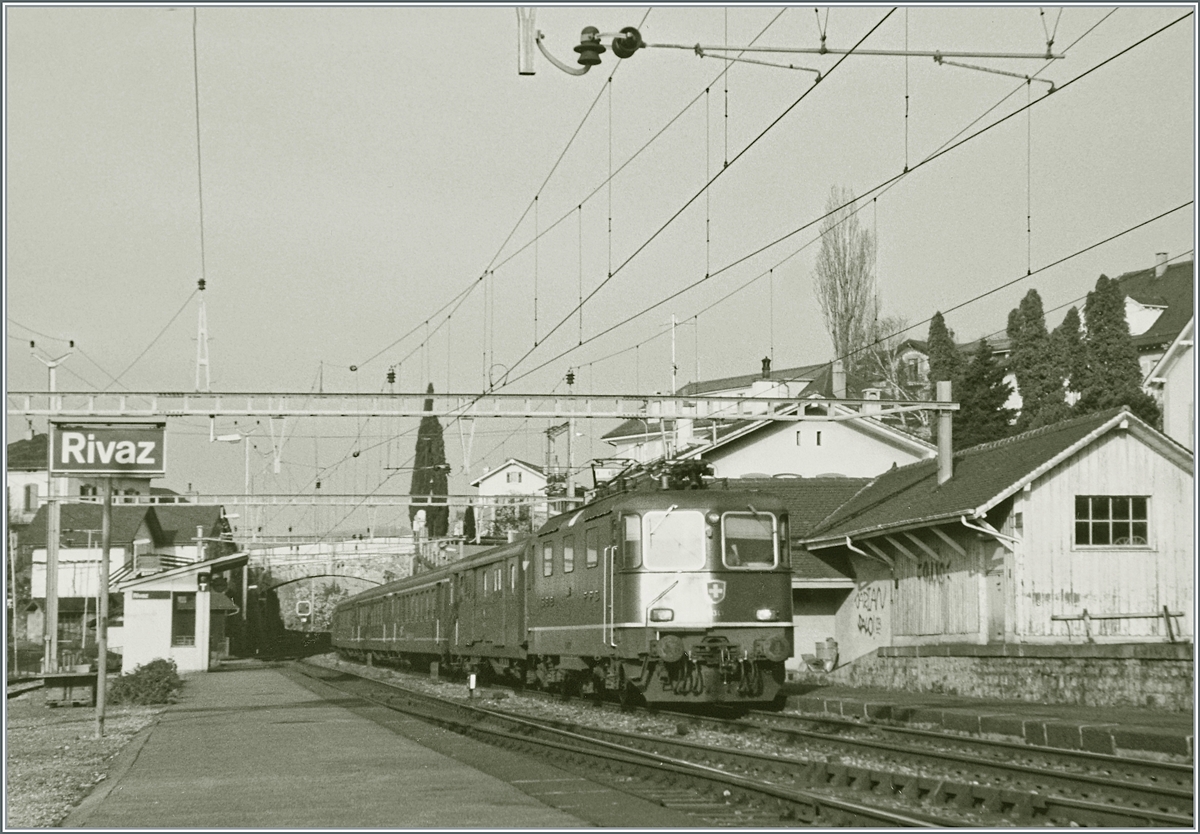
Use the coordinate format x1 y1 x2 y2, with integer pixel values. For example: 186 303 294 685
755 608 776 621
650 608 674 622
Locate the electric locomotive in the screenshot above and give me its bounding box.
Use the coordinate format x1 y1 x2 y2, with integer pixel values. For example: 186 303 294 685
331 483 794 706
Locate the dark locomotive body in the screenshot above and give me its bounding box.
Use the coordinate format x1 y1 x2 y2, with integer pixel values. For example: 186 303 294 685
331 486 793 705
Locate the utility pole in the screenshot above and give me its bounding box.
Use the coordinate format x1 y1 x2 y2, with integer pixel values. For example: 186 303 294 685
195 278 210 392
32 342 72 675
670 315 678 395
566 370 576 502
95 477 112 738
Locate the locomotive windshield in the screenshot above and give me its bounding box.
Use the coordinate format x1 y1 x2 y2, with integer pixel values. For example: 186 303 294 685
642 509 706 570
722 511 778 569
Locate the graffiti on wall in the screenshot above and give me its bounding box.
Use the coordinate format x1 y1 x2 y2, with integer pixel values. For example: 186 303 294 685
854 582 887 637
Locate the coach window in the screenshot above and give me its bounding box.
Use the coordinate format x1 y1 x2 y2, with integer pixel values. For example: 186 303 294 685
563 535 575 573
543 541 554 577
585 527 598 568
622 514 642 569
510 562 517 590
494 566 503 594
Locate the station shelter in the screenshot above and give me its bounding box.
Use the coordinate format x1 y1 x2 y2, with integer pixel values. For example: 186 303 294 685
117 551 247 674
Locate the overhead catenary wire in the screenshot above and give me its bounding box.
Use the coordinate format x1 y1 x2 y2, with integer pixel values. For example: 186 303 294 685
495 8 899 391
496 9 1185 391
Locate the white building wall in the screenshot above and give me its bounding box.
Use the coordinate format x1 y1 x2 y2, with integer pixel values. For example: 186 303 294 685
121 575 211 674
706 419 931 479
32 546 128 598
1160 342 1194 451
1018 431 1193 642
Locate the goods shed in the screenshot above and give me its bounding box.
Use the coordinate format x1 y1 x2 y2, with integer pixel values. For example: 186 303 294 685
798 408 1193 706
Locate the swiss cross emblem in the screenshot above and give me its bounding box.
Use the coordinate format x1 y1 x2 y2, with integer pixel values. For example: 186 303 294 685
707 580 726 603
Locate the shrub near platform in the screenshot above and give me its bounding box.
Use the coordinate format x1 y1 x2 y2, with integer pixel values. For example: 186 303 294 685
107 659 183 706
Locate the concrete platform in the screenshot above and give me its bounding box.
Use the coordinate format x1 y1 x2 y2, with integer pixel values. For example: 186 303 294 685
785 685 1195 759
64 661 685 829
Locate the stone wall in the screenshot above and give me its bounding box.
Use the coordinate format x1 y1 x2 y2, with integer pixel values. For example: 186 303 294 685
807 643 1193 711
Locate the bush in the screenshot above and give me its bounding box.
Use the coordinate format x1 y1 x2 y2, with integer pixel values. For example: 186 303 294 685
107 658 183 705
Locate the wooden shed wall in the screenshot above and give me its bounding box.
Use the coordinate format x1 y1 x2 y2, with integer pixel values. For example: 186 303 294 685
1016 430 1193 641
875 526 982 642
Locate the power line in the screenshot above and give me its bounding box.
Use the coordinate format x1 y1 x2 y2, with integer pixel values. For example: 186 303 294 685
497 9 1187 389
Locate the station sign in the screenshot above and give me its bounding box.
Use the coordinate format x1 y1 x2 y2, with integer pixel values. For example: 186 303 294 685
49 421 167 476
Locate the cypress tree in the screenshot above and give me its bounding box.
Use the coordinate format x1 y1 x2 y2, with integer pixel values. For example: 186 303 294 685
409 383 449 537
954 338 1014 450
1077 274 1160 424
462 505 477 542
1050 306 1088 402
926 311 963 390
1006 289 1068 430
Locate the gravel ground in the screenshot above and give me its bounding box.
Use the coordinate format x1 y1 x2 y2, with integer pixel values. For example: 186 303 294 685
5 689 164 828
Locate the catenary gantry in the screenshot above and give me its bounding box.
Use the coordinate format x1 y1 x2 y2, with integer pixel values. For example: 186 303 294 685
6 391 956 421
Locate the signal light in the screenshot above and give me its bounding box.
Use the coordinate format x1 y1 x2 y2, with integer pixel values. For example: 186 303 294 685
574 26 605 66
612 26 642 59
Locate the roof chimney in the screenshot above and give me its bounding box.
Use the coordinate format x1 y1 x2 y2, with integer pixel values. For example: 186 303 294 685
1155 252 1168 278
936 380 953 485
832 360 847 399
761 356 771 379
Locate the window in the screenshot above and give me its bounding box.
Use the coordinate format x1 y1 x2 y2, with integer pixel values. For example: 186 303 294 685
80 484 98 497
1075 496 1148 546
795 431 802 446
563 535 575 573
509 562 517 590
507 471 522 484
172 593 196 647
816 431 822 446
494 566 503 593
722 512 778 568
585 528 598 568
622 514 642 569
543 542 554 577
23 484 39 513
642 509 705 570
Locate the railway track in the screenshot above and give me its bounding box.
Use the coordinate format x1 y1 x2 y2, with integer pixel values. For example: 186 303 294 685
293 660 946 827
306 656 1194 827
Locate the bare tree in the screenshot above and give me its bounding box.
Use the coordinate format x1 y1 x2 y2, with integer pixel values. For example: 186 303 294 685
812 186 878 372
861 314 930 438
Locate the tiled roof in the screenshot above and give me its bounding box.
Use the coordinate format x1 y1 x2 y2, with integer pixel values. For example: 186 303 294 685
806 407 1143 544
724 476 871 537
674 362 826 397
796 364 869 399
149 504 229 546
791 548 856 582
22 504 163 549
6 433 48 470
1116 260 1194 350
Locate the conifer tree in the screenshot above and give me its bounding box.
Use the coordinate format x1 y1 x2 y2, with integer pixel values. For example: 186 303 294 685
409 383 449 537
462 505 477 542
954 338 1014 450
1050 306 1088 401
926 311 963 390
1006 289 1068 429
1077 275 1160 424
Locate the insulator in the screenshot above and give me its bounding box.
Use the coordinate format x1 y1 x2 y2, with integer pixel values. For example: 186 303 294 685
574 26 605 66
612 26 642 59
387 367 396 384
566 370 575 386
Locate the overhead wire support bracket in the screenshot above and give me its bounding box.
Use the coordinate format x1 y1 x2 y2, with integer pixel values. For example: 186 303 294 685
934 55 1057 92
692 45 822 79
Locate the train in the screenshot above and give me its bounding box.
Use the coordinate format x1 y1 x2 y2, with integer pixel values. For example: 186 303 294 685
331 483 794 705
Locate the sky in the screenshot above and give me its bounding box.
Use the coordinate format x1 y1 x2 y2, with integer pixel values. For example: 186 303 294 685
5 4 1196 538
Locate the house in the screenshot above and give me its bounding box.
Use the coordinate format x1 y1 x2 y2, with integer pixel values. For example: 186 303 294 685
601 360 934 479
1145 317 1194 450
795 407 1193 704
469 458 549 536
19 502 237 660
